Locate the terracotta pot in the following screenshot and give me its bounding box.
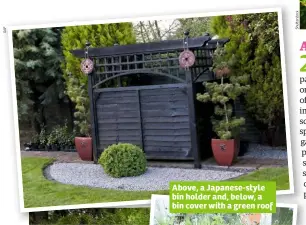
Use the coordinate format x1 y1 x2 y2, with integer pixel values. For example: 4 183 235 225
211 138 239 166
75 137 93 161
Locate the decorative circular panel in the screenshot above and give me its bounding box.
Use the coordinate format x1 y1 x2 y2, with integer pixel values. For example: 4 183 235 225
179 50 195 68
81 58 94 74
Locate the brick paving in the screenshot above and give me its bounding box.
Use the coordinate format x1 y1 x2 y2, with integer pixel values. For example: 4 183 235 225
21 151 92 163
21 150 288 169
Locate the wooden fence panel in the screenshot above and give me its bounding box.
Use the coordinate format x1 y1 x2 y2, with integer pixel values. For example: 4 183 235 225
95 84 193 160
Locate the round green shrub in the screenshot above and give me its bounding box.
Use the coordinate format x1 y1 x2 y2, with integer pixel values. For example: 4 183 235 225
98 143 147 178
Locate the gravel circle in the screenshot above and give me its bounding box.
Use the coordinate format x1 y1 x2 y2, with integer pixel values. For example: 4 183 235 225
45 163 245 191
243 144 287 160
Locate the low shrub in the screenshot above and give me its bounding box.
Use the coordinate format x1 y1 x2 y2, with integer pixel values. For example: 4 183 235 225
100 208 150 225
38 128 48 148
47 128 58 147
30 208 151 225
56 214 94 225
27 123 75 151
98 143 147 178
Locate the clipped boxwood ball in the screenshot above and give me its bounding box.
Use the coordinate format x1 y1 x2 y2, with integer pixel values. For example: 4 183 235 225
98 143 147 178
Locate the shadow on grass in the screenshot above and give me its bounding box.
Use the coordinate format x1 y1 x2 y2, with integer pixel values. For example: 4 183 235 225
22 157 168 208
22 157 289 208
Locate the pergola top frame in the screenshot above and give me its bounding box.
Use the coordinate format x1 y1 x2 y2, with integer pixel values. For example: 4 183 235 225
71 35 230 58
71 35 230 89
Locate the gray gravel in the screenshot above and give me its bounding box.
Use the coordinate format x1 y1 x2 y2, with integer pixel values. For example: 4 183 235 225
242 144 287 160
45 163 245 191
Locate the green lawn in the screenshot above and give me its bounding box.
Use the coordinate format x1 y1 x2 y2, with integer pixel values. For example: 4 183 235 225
233 167 290 190
22 157 290 208
22 157 167 208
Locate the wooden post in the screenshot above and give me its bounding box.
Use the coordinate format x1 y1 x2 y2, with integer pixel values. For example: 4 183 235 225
137 89 145 151
185 69 201 169
88 73 98 163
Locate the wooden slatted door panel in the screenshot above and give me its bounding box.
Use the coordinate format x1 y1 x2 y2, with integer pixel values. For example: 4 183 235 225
96 90 142 157
140 85 192 159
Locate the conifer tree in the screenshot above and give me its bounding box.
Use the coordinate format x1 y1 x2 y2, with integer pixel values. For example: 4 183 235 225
61 23 136 136
210 15 252 83
197 46 250 140
209 12 284 145
13 28 64 132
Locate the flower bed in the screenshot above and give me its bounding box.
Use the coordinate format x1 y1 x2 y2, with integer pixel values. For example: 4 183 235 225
24 123 76 152
24 146 77 152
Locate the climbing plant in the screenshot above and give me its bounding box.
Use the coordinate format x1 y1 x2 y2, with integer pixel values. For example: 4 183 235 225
61 23 136 136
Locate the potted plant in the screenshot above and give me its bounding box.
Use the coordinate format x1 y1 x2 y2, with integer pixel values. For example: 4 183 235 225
196 46 250 166
74 113 92 160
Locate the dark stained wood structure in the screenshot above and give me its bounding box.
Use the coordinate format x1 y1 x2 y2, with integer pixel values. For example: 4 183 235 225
71 34 229 168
